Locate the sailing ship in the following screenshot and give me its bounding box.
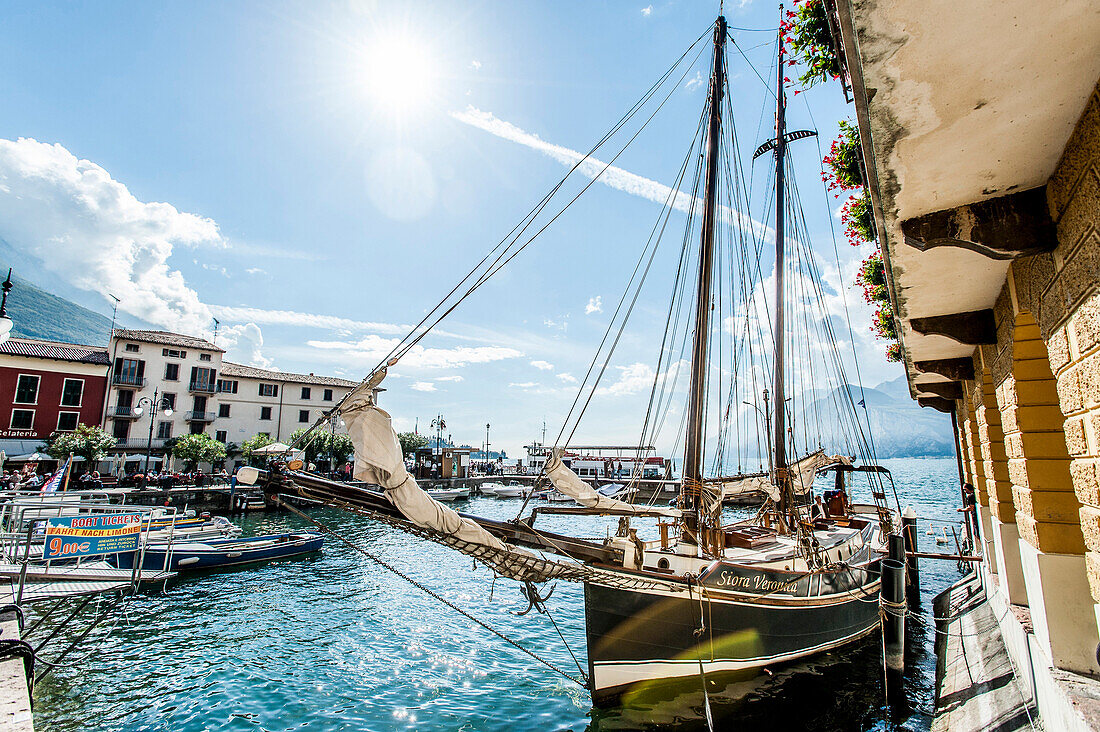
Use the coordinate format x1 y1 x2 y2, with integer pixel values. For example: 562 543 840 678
239 11 902 706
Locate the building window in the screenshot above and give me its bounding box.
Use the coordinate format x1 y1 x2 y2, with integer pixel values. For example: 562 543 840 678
189 422 205 435
60 379 84 407
218 403 230 418
299 410 309 423
112 419 130 440
162 348 187 359
14 375 39 405
190 366 216 391
216 379 239 394
56 412 80 431
125 344 140 353
199 353 212 362
157 422 172 439
164 363 180 381
163 393 176 410
114 358 145 386
323 388 333 401
260 406 272 420
10 409 33 430
259 383 278 397
301 387 311 400
215 430 227 443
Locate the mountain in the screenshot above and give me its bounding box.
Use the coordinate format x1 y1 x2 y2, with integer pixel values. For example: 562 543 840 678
794 378 954 458
1 266 113 346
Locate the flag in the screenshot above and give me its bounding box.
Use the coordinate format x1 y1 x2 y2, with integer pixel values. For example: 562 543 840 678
41 457 72 494
857 398 866 408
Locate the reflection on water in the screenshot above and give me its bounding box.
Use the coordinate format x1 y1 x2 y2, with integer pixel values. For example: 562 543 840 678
33 458 962 731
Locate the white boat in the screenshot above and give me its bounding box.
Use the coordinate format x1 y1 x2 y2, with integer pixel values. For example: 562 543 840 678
489 481 532 498
427 487 469 502
534 488 574 503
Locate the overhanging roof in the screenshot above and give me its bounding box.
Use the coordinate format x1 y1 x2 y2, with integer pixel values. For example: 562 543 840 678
836 0 1100 397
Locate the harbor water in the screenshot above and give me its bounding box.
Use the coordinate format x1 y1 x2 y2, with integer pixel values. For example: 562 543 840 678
35 457 966 731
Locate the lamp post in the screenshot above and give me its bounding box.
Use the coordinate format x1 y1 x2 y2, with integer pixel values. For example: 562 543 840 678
430 415 445 476
743 388 773 472
134 388 174 477
485 422 490 472
0 269 14 346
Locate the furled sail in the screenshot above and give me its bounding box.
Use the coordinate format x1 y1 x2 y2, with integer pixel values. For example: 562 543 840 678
718 450 845 501
545 450 681 518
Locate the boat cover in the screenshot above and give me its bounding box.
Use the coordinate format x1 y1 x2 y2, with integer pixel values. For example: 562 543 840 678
546 450 680 518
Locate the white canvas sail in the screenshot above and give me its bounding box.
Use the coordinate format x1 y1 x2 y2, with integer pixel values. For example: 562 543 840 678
718 450 845 501
340 380 512 552
545 450 681 518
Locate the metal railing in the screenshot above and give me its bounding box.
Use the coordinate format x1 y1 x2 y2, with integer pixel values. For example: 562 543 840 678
189 380 215 393
185 411 216 422
113 438 169 449
112 374 146 387
107 406 139 418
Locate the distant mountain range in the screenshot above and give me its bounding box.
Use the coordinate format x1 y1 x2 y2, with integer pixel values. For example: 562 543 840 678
793 376 954 458
1 264 113 346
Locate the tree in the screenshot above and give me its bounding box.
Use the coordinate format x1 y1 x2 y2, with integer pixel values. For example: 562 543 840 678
241 433 275 463
397 432 430 457
43 425 116 466
290 427 331 465
330 434 355 466
171 433 228 470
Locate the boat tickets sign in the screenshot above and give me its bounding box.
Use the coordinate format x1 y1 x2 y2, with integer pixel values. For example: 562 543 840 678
43 513 143 559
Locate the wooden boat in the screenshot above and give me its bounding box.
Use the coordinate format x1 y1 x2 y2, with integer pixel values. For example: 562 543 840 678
112 531 323 572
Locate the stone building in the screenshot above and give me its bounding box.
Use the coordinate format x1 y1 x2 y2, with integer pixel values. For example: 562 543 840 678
830 0 1100 727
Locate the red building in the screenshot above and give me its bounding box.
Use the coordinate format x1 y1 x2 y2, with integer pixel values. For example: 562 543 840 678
0 338 111 456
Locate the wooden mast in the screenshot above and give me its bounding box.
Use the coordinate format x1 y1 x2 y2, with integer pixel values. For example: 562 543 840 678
773 12 790 517
682 15 726 539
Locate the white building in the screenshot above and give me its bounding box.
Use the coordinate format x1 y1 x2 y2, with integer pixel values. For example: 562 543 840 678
103 329 359 470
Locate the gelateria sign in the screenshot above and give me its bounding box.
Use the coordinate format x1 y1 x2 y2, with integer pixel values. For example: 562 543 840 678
42 513 143 560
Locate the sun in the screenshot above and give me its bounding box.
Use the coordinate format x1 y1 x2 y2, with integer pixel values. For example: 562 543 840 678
361 32 435 116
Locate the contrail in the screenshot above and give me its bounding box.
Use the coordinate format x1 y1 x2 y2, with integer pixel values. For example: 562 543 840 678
449 106 770 239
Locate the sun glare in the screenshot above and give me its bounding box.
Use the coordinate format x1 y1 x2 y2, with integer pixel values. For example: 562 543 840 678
361 33 435 115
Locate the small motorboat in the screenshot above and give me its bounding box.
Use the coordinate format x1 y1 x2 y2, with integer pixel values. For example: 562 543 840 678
533 489 574 503
489 481 532 498
427 487 469 502
112 531 324 572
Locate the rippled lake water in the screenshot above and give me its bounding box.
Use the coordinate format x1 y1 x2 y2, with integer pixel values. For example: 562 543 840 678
33 457 966 731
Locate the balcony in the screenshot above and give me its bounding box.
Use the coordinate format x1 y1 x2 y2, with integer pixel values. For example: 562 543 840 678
185 411 216 422
108 406 139 419
113 438 168 449
113 374 146 388
189 380 216 394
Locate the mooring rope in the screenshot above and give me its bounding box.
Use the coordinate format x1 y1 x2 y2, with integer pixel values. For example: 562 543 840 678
274 498 587 688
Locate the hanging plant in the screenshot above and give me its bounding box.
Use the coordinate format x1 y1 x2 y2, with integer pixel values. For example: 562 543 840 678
871 303 898 341
781 0 842 88
822 120 863 191
855 251 889 305
840 189 875 245
885 342 903 363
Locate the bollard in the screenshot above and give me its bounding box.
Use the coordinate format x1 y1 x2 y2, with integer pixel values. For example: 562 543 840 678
901 506 920 606
881 534 906 672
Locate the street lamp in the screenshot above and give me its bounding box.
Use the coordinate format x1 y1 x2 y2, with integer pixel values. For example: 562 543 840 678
0 269 15 346
133 388 174 477
743 387 772 472
485 422 490 470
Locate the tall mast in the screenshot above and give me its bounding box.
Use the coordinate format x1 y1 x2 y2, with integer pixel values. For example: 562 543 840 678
682 16 726 537
773 11 790 515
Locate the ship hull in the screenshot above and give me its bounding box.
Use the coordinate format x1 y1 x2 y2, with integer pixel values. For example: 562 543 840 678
583 572 881 706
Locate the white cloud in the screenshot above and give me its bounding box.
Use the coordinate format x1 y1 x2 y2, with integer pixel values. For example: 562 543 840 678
641 5 653 15
410 381 437 392
585 296 603 315
219 323 273 369
530 360 554 371
685 71 705 91
469 59 482 70
509 382 538 389
435 375 464 382
245 267 267 276
0 137 219 334
449 107 769 240
557 372 578 383
597 362 654 396
212 305 410 335
306 334 523 369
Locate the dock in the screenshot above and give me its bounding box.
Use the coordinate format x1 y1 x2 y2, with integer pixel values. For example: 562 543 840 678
933 575 1035 731
0 609 32 732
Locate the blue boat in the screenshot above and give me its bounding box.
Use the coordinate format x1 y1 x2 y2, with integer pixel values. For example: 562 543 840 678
112 531 324 572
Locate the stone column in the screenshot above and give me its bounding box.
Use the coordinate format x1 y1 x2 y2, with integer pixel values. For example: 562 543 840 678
975 354 1028 605
962 384 995 573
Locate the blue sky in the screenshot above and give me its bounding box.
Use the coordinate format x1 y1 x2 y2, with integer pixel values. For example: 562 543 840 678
0 1 902 458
